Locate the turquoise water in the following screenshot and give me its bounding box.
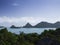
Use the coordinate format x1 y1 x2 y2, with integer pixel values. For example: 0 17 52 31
5 28 56 34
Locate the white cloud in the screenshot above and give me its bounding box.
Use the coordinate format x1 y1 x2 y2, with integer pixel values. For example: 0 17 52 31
0 16 44 26
12 3 19 6
0 16 40 23
0 16 59 26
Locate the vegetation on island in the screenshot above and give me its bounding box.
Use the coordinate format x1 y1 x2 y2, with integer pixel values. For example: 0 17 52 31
0 28 60 45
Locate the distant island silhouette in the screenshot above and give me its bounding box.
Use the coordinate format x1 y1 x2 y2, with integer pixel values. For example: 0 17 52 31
10 25 21 28
10 21 60 28
23 23 33 28
0 26 5 28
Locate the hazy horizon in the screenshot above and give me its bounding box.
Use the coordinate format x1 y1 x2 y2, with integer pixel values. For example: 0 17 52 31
0 0 60 26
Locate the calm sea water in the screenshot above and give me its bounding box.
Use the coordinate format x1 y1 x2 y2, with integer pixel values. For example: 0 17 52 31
4 28 56 34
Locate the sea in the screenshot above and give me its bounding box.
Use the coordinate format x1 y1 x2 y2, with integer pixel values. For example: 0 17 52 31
1 28 55 34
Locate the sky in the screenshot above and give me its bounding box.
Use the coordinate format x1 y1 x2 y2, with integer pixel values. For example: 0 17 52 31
0 0 60 26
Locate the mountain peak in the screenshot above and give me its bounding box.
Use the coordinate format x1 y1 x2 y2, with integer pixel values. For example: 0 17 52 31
23 23 33 28
34 22 53 28
22 21 60 28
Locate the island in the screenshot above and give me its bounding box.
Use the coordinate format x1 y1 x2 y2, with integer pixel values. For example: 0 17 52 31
0 26 5 28
23 23 33 28
22 21 60 28
10 25 21 28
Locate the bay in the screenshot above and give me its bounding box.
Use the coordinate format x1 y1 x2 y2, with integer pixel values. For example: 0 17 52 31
6 28 56 34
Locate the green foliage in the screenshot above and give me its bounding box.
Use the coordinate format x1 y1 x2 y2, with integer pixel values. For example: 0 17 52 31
0 28 60 45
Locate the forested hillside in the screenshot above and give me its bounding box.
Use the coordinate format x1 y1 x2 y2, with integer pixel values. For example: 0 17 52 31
0 28 60 45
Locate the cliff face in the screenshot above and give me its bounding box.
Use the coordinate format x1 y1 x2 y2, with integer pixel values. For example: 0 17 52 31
35 37 60 45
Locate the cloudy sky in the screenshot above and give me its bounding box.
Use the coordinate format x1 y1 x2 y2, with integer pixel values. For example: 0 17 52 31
0 0 60 26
